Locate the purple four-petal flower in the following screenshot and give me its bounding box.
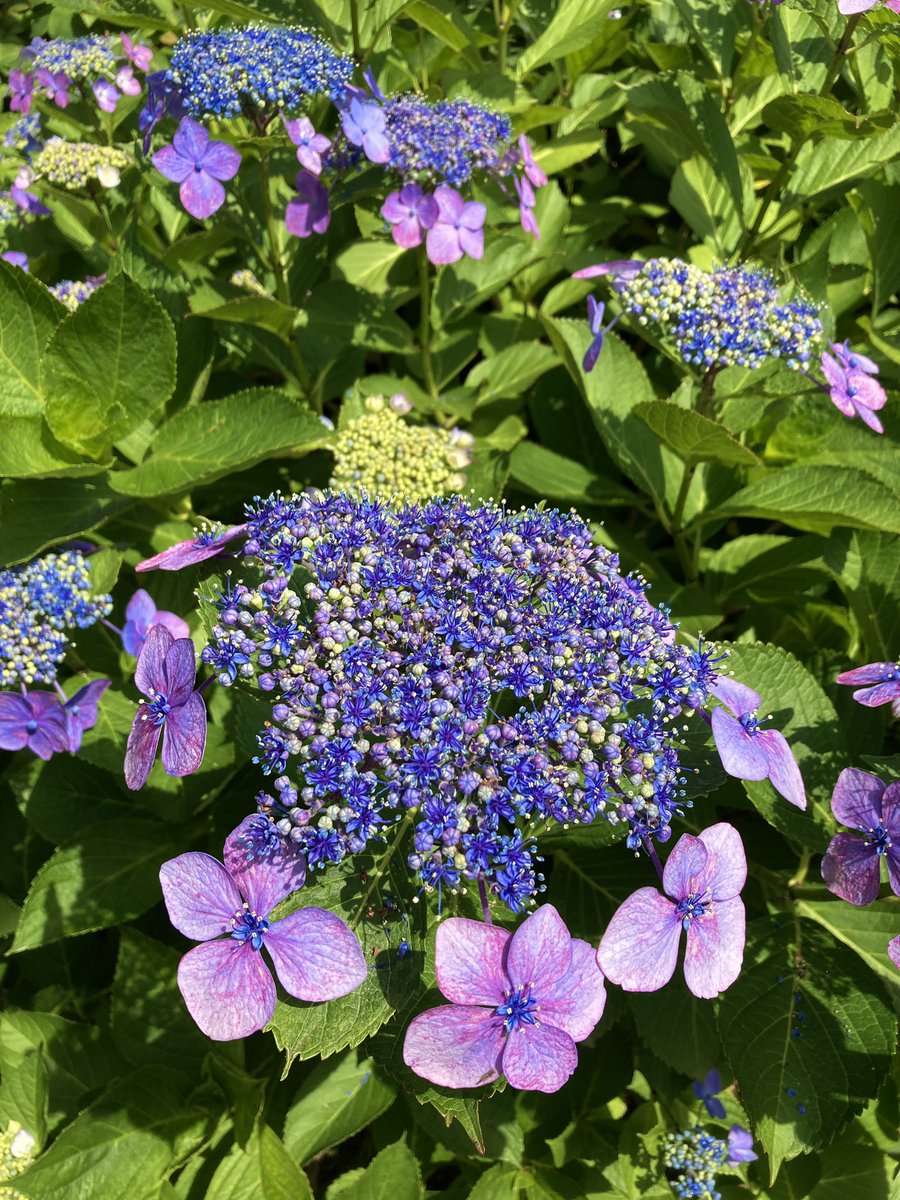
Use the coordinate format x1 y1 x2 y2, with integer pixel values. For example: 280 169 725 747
821 768 900 906
820 349 886 434
160 817 366 1040
425 186 486 266
709 676 806 810
403 904 606 1093
124 624 207 790
0 690 69 760
122 33 153 72
835 660 900 714
35 68 69 108
136 523 247 573
152 117 241 220
572 259 643 282
727 1126 758 1165
285 170 331 238
693 1068 726 1119
121 589 190 657
8 69 33 114
518 134 548 188
598 823 746 999
63 678 111 753
341 96 391 164
283 116 331 176
381 184 439 250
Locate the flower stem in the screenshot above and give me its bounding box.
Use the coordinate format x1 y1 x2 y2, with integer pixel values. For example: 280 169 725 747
351 812 415 927
418 246 438 401
643 837 665 884
350 0 362 58
478 876 493 924
258 145 314 404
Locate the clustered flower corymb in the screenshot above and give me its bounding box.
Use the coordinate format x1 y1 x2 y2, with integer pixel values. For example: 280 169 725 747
5 32 152 118
198 490 719 910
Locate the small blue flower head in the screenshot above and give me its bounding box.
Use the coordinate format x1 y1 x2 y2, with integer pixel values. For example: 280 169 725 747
693 1068 726 1120
201 492 718 909
379 95 513 186
0 550 112 687
167 25 354 120
663 1126 728 1200
32 35 117 81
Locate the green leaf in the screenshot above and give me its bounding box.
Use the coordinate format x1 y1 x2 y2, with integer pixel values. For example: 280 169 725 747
282 1051 396 1166
403 0 480 65
630 980 723 1078
13 1067 210 1200
334 241 409 295
466 342 559 403
857 181 900 315
109 390 326 496
508 442 632 505
326 1139 423 1200
783 126 900 209
0 477 135 566
189 294 298 340
719 641 843 850
206 1125 313 1200
714 466 900 535
717 917 896 1183
825 530 900 662
44 274 177 458
796 895 900 998
634 402 760 467
432 238 535 329
763 95 894 142
810 1139 895 1200
11 818 182 952
670 156 750 256
516 0 620 76
544 321 678 509
110 931 216 1070
0 260 61 418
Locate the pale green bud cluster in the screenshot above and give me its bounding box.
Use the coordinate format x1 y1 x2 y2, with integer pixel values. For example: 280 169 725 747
31 139 128 190
230 268 270 296
0 1122 35 1199
330 395 473 503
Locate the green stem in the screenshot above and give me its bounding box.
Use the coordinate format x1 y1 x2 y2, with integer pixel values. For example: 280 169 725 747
350 0 362 59
418 246 439 400
351 812 416 928
259 146 314 404
671 464 698 583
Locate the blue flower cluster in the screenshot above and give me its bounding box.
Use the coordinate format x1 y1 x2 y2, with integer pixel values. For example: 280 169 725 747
382 96 513 186
662 1127 728 1200
49 276 106 310
32 35 117 80
4 114 41 153
616 259 822 370
201 492 715 911
0 551 112 687
167 25 354 119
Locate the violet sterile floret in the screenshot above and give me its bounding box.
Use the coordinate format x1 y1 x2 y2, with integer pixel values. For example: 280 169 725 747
153 117 241 220
202 492 716 909
820 349 886 434
709 676 806 810
821 768 900 905
402 904 606 1092
136 522 247 573
341 97 391 164
426 186 486 265
160 816 365 1040
381 184 439 250
124 624 207 790
0 690 69 760
836 660 900 714
693 1069 726 1119
726 1125 758 1165
284 116 331 176
285 171 331 238
120 589 190 657
62 678 110 753
598 823 747 999
889 936 900 971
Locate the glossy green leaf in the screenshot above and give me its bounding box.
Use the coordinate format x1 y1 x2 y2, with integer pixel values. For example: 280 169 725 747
283 1051 396 1165
206 1125 313 1200
635 402 760 466
715 466 900 535
326 1139 423 1200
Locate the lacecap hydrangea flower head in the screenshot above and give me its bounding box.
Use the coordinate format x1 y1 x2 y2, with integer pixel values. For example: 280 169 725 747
199 491 721 912
6 33 151 118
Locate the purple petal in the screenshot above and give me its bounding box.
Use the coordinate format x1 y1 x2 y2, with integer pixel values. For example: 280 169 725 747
854 680 900 707
160 851 242 939
152 144 193 184
382 191 410 223
694 823 747 902
223 816 307 917
435 918 510 1005
434 185 464 222
124 708 163 790
64 678 110 752
852 398 885 434
458 225 484 260
173 117 209 162
135 623 175 696
709 676 762 717
125 589 157 638
711 709 769 781
821 833 881 906
829 768 885 831
571 259 642 281
885 846 900 898
135 525 247 573
264 908 367 1001
460 201 487 232
403 1005 502 1089
882 782 900 837
180 172 226 220
836 662 896 686
755 729 806 809
727 1126 758 1165
662 833 709 902
582 331 605 373
362 130 391 164
821 351 846 391
296 146 323 175
501 1022 578 1093
683 897 745 999
0 717 29 752
426 224 462 266
597 887 681 992
838 0 877 11
161 691 207 777
93 80 119 112
162 638 197 705
587 296 605 334
28 725 66 760
888 936 900 970
177 939 276 1041
538 939 606 1042
390 215 424 250
154 610 191 641
202 140 241 182
506 904 572 991
283 115 314 144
